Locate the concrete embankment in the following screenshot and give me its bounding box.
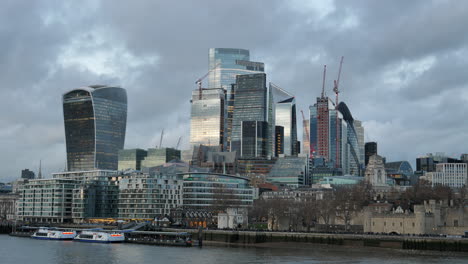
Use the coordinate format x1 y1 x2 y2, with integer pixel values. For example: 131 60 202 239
164 228 468 253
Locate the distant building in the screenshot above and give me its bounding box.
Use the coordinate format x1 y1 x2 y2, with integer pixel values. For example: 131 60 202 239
354 120 365 167
318 175 364 186
180 172 254 211
118 149 148 171
275 96 298 156
364 142 377 166
416 153 462 173
231 73 273 158
241 121 269 158
118 171 183 219
63 85 127 171
141 148 181 168
302 119 310 156
189 88 226 150
385 161 414 186
217 208 248 229
237 158 277 176
365 154 388 187
424 163 467 188
21 169 35 179
0 194 19 221
364 200 468 236
267 156 308 188
16 178 81 223
208 48 264 150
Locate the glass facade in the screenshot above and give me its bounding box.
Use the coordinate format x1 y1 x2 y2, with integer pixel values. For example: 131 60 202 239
118 149 148 171
267 156 308 187
207 48 264 150
275 97 298 156
141 148 181 168
241 121 268 158
63 85 127 171
189 88 226 150
181 172 254 210
231 73 272 158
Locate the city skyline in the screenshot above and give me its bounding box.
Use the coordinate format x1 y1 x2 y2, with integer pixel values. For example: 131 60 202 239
2 1 468 181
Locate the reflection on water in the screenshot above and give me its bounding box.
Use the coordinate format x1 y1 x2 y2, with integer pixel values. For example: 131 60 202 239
1 235 467 264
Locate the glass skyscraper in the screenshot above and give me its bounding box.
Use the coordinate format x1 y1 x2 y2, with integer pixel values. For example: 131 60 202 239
275 97 298 156
231 73 273 158
63 85 127 171
207 48 264 150
189 88 226 150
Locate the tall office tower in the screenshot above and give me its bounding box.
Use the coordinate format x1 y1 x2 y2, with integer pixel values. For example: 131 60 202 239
231 73 272 158
63 85 127 171
189 88 226 150
354 120 365 167
336 102 362 175
208 48 264 150
365 142 378 166
275 97 298 156
302 119 310 156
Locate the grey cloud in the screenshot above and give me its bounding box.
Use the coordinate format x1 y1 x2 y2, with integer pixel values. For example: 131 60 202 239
1 0 467 181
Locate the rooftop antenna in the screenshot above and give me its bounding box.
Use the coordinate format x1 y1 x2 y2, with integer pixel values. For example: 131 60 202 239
321 65 327 98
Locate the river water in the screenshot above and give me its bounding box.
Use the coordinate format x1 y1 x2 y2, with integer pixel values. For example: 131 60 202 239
1 235 467 264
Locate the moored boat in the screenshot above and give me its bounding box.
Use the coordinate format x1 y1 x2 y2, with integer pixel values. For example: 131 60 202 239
31 227 76 240
126 231 193 247
74 229 125 243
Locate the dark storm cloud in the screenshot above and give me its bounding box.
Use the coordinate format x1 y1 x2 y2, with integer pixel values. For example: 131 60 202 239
1 0 467 181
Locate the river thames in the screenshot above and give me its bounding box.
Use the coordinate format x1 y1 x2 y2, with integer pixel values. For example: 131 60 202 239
1 235 467 264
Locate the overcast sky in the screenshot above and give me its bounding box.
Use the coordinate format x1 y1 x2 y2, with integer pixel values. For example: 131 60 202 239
1 0 467 182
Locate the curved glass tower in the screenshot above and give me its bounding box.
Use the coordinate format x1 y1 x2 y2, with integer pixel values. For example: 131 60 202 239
63 85 127 171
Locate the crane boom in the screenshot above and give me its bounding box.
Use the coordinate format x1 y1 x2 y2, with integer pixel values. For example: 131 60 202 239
321 65 327 98
176 136 182 150
159 129 164 149
195 62 221 99
333 56 344 169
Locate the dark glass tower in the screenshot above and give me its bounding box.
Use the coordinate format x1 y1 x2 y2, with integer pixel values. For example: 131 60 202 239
365 142 378 167
63 85 127 171
231 73 272 158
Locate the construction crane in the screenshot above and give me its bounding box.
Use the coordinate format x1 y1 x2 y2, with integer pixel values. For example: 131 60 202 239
158 129 164 149
195 62 221 99
175 136 182 150
321 65 327 98
333 56 344 168
301 110 311 158
333 56 344 107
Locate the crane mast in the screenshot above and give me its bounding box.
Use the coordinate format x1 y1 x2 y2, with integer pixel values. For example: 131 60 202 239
334 56 344 169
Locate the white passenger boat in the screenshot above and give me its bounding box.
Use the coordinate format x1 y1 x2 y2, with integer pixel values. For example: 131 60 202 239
31 227 76 240
74 229 125 243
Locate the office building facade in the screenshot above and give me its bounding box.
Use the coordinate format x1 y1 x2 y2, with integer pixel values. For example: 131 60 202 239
141 148 181 168
118 149 148 171
275 97 298 156
231 73 273 158
63 85 127 171
207 48 264 151
189 88 226 150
